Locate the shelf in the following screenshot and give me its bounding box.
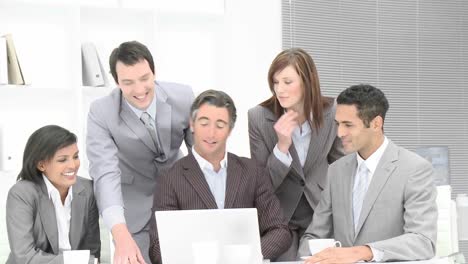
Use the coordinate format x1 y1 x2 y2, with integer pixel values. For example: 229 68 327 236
81 85 114 97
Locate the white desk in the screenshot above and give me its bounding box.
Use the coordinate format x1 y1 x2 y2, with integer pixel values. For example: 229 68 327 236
272 258 453 264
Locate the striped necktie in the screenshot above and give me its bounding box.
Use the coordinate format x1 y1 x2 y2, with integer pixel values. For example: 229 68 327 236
140 111 163 155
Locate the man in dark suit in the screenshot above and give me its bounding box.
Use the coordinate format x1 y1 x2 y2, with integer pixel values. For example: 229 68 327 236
149 90 292 263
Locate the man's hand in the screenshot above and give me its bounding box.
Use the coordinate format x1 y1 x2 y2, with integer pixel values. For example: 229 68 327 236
112 223 146 264
303 246 373 264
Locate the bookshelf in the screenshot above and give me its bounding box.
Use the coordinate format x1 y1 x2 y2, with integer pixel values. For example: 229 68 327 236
0 1 157 263
0 1 157 175
0 0 277 262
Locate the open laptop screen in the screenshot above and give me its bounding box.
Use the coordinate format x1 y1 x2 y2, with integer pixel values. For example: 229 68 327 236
156 208 262 264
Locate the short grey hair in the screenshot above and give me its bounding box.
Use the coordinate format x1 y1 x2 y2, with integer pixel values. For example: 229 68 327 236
190 90 237 129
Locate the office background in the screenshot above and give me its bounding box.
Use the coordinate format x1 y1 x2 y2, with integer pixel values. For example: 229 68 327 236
0 0 467 261
281 0 468 257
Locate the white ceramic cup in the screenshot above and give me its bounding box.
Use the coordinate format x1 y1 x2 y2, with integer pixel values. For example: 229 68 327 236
63 250 90 264
192 241 219 264
308 239 342 255
222 244 253 264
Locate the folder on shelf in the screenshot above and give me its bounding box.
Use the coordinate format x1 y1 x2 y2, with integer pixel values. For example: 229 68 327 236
0 36 8 84
3 34 25 85
81 42 108 87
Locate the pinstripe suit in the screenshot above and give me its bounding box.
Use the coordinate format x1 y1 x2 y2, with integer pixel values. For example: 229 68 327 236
148 153 292 263
247 103 343 260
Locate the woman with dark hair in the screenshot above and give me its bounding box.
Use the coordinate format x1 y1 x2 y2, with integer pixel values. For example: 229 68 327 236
6 125 100 264
248 48 344 260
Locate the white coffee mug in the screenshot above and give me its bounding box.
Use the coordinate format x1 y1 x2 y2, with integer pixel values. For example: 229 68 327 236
63 250 90 264
222 244 253 264
308 239 341 255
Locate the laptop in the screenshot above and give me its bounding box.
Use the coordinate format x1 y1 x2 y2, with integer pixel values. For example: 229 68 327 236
156 208 262 264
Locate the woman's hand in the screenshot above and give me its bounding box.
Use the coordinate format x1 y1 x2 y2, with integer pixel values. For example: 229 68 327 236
274 110 299 153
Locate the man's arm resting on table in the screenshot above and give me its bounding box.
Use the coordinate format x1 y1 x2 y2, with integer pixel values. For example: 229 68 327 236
304 245 373 264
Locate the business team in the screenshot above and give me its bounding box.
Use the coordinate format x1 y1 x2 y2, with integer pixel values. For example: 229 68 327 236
5 41 437 264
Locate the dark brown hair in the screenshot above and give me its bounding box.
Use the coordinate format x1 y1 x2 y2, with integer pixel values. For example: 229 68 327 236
260 48 332 129
17 125 77 183
109 40 155 84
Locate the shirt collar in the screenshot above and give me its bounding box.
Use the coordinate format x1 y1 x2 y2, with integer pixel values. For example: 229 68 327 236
125 85 157 119
192 147 228 172
293 121 311 137
42 174 73 205
356 136 389 175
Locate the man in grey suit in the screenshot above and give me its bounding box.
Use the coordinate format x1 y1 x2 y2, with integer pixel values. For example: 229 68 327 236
87 41 194 264
149 90 292 263
299 84 437 263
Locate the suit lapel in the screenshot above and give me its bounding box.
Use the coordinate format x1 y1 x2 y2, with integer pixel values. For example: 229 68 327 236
155 84 172 160
303 106 334 176
69 181 85 249
288 144 305 179
264 110 304 179
38 181 59 254
342 155 358 239
224 154 240 208
183 154 218 209
355 141 398 237
119 93 157 153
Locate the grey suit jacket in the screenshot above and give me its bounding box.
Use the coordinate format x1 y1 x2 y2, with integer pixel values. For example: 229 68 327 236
6 177 100 264
298 140 438 261
86 81 194 233
149 153 292 263
248 103 343 221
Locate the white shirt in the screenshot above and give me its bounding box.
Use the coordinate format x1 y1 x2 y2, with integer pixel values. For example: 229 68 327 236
356 136 389 262
274 121 312 168
42 175 73 251
192 148 228 209
126 90 157 122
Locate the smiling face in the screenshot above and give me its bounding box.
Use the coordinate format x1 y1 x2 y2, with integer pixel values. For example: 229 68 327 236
116 59 155 110
37 143 80 197
191 103 231 165
335 104 383 159
273 65 304 113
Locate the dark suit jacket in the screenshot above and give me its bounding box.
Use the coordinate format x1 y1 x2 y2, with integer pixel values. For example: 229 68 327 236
248 103 343 221
6 177 100 264
149 153 292 263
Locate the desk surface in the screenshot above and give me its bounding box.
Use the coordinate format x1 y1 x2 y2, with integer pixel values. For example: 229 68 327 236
272 258 452 264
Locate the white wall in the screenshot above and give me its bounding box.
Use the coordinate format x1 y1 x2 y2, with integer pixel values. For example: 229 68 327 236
222 0 282 156
0 0 281 174
0 0 281 260
154 0 282 157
